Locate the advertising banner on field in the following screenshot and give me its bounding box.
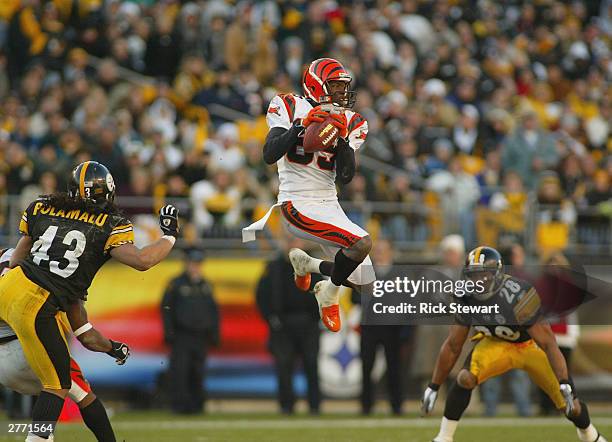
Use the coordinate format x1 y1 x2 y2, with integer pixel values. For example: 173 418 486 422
83 258 374 398
80 259 612 398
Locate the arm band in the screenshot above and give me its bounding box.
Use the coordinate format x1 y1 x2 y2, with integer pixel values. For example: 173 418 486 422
335 138 356 184
161 235 176 245
74 322 93 337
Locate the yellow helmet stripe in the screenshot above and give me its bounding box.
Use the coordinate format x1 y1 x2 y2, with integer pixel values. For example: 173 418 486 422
473 246 482 264
79 161 90 198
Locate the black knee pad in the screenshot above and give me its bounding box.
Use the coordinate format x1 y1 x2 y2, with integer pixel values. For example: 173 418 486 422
331 249 362 285
567 401 591 429
444 381 473 421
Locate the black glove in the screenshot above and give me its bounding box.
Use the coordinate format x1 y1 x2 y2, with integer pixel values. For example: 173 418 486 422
107 340 130 365
159 205 179 237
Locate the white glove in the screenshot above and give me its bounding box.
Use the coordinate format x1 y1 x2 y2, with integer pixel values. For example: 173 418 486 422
560 381 575 415
421 383 440 416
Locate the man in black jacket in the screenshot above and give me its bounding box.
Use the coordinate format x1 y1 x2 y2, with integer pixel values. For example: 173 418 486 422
161 248 219 414
358 239 410 415
256 238 323 414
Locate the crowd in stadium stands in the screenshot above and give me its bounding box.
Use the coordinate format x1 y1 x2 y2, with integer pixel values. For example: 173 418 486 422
0 0 610 252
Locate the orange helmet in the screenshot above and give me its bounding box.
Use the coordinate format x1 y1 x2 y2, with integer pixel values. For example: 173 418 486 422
302 58 355 108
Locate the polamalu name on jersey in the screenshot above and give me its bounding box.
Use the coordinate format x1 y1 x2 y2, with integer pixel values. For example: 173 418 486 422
18 198 135 311
27 201 111 226
455 274 542 343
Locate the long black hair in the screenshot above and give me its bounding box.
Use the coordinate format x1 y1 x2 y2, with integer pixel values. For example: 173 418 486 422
39 192 121 216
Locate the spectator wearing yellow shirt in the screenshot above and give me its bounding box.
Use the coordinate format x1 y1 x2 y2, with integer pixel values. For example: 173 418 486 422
536 172 577 253
190 170 242 234
476 171 527 247
6 1 48 80
522 82 560 129
567 79 600 121
173 54 215 104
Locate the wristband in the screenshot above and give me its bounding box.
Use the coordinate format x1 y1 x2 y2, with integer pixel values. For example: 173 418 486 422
428 383 440 391
161 235 176 245
73 322 93 337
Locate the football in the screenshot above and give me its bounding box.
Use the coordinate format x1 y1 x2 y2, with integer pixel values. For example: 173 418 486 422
303 116 340 152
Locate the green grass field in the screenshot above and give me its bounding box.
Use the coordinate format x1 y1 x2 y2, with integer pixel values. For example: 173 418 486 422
1 412 611 442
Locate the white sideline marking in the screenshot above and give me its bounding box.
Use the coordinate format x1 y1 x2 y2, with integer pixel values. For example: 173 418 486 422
109 417 612 431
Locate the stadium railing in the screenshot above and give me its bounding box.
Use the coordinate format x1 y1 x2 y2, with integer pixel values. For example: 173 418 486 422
1 195 609 260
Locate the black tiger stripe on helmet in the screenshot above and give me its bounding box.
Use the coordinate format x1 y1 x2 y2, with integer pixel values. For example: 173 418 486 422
302 58 356 108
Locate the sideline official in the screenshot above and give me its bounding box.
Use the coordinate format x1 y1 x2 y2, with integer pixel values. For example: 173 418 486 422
161 249 219 414
256 238 322 415
359 239 409 415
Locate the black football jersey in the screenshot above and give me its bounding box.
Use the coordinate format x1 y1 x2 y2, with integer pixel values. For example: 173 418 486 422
455 275 541 343
18 199 134 310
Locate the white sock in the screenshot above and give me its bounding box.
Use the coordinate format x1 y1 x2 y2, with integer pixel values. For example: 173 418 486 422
577 424 599 442
26 433 52 442
307 257 323 274
434 417 458 442
315 279 340 306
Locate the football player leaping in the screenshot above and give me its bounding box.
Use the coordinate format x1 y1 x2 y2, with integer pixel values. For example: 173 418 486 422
422 246 607 442
243 58 374 332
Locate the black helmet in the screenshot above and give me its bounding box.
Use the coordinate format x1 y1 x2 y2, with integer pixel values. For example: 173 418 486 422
68 161 116 204
463 246 504 301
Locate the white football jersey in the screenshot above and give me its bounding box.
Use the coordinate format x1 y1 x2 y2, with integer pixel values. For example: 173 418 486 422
266 94 368 202
0 248 16 339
